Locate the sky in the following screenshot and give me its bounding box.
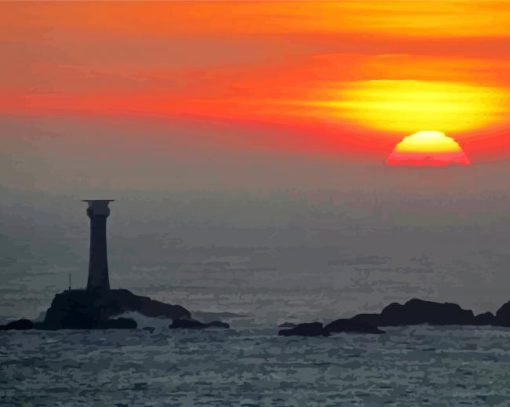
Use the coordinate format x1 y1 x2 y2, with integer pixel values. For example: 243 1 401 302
2 2 510 321
2 0 510 172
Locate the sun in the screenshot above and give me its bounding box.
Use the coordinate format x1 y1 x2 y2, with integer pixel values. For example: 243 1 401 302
386 131 470 167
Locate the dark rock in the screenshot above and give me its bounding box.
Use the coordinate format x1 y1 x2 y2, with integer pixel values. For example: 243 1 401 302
0 318 34 331
350 299 476 327
278 322 329 337
42 289 190 330
474 312 496 326
496 301 510 326
378 299 475 326
170 319 205 329
278 322 297 328
276 298 510 337
324 318 384 334
350 313 383 327
205 320 230 329
97 318 137 330
143 327 155 333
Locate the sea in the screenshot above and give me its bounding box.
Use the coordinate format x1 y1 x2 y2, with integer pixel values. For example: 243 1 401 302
3 191 510 405
2 325 510 406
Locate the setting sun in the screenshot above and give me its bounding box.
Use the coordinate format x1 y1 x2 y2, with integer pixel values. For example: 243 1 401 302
387 131 470 167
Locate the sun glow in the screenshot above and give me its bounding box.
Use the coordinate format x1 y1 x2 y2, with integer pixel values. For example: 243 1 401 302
317 80 506 134
387 131 470 167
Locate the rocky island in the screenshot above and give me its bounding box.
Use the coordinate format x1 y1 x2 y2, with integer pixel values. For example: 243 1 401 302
41 288 191 329
0 200 227 332
0 289 234 331
278 298 510 337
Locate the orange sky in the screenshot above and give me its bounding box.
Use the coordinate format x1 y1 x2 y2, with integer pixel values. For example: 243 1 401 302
2 1 510 160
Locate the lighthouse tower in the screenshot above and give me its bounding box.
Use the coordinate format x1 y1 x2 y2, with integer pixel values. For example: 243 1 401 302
83 200 114 291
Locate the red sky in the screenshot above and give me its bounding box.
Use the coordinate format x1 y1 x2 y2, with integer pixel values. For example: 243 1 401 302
1 1 510 163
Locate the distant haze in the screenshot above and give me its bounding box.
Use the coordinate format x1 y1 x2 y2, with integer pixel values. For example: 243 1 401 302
2 124 510 323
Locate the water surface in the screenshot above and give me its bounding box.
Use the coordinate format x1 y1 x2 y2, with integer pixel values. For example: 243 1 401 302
2 326 510 406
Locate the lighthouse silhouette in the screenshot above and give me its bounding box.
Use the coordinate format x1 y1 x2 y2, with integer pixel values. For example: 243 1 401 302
83 200 114 291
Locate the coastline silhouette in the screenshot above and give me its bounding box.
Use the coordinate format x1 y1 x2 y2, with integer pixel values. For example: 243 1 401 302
3 200 510 335
278 298 510 336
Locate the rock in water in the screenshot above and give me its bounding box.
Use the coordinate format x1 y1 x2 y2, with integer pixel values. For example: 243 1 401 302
97 318 138 330
379 299 475 326
278 322 328 337
349 313 382 327
0 318 34 331
43 289 190 329
351 298 476 326
496 301 510 326
474 312 496 326
324 318 384 334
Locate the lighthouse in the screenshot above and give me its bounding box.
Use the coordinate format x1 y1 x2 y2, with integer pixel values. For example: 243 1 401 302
83 200 114 291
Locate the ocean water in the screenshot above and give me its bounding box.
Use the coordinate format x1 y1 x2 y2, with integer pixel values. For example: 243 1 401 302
2 325 510 406
3 192 510 405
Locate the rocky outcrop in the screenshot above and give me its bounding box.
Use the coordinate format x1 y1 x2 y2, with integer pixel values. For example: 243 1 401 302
97 318 137 329
351 299 476 326
170 318 230 329
496 301 510 326
382 299 474 325
42 289 190 329
278 322 329 337
280 298 509 338
474 312 496 325
324 318 384 334
0 318 34 331
349 313 382 326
